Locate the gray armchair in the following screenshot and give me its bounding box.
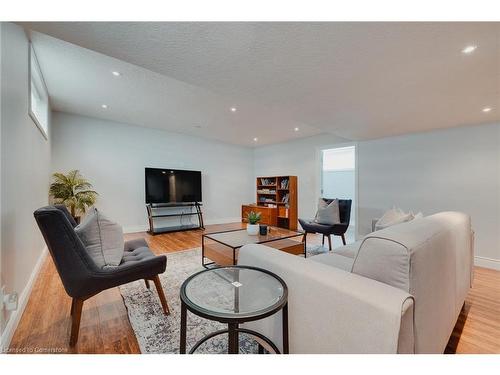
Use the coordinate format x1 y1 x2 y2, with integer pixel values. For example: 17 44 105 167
299 199 352 250
34 205 170 346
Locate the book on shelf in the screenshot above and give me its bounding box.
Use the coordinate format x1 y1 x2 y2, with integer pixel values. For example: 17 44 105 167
259 178 275 186
257 189 276 194
280 178 289 189
281 193 289 203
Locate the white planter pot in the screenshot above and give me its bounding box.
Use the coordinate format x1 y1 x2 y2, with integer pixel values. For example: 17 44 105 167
246 223 260 235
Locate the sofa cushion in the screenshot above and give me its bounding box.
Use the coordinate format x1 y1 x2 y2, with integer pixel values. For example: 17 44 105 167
309 253 354 272
75 207 124 268
315 198 340 225
333 240 362 259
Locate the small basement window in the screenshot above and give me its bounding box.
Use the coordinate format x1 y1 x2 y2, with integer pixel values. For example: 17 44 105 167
29 44 49 139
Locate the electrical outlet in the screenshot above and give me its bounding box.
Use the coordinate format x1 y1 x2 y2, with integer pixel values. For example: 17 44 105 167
4 292 18 311
0 287 18 311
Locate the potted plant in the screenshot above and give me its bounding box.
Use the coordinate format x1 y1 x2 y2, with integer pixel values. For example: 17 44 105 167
246 211 261 235
49 170 98 224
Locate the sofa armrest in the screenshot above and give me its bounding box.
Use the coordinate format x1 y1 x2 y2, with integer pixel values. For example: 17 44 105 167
238 244 414 354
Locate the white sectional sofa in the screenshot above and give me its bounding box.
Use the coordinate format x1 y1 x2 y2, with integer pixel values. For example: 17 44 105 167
238 212 474 353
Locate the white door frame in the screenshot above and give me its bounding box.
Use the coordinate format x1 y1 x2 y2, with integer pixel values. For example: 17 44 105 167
315 142 359 240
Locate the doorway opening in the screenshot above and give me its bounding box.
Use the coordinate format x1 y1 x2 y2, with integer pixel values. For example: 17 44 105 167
320 145 356 240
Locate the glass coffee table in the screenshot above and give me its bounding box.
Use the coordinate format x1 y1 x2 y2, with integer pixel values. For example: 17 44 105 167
179 265 289 354
202 227 305 268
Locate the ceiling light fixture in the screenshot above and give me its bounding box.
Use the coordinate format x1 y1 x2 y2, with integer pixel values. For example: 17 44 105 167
112 71 121 76
482 107 492 113
101 104 108 109
253 137 258 142
231 107 237 112
294 127 299 132
461 45 477 54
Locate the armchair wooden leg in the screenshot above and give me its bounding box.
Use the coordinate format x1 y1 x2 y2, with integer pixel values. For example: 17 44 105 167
327 235 332 251
322 235 325 246
70 298 84 346
70 298 75 316
341 234 346 246
302 232 307 243
152 275 170 315
144 279 150 289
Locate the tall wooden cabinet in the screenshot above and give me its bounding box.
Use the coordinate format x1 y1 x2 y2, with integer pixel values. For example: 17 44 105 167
241 175 298 231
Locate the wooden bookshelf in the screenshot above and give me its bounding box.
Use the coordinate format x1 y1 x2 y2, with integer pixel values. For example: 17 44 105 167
242 175 298 231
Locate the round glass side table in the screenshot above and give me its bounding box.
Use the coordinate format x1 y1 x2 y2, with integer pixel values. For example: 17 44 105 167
179 265 289 354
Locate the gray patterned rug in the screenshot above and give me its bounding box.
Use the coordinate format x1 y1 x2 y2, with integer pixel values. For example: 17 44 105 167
119 245 327 353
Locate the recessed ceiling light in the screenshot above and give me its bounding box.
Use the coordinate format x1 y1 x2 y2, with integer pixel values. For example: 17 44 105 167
101 104 108 109
294 127 300 132
482 107 492 113
253 137 258 142
230 107 237 112
112 71 121 76
461 45 477 54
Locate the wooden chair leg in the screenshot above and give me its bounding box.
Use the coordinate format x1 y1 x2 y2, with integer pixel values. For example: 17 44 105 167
70 298 84 346
152 275 170 315
302 232 307 243
341 234 346 246
70 298 75 316
327 235 332 251
144 279 150 289
322 235 325 246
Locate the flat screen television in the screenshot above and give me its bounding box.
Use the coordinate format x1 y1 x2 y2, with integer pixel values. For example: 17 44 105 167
145 168 202 204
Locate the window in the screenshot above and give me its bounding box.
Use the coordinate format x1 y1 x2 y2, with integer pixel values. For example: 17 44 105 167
29 45 49 139
322 146 355 171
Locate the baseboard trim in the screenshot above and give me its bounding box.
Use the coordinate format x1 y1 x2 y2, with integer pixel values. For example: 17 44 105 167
123 217 242 234
204 217 241 226
474 256 500 271
123 225 149 234
0 246 48 349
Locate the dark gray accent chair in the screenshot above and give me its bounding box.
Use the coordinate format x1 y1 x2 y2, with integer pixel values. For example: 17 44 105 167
34 205 170 346
299 199 352 250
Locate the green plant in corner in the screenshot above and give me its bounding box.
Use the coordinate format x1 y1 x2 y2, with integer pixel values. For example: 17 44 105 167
246 211 261 225
49 170 98 219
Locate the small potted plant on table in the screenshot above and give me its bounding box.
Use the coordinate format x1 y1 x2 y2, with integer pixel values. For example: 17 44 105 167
246 211 261 235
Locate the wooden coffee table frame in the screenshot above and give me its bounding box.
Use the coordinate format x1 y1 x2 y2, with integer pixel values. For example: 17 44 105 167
202 227 306 268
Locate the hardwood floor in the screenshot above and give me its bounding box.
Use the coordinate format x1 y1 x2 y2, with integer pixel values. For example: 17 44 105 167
8 223 500 354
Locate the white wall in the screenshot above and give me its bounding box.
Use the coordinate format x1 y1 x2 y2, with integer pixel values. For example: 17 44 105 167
0 23 51 343
51 112 254 232
358 123 500 269
253 123 500 268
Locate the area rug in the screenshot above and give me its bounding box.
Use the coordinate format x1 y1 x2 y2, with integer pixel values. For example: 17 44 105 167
119 245 327 353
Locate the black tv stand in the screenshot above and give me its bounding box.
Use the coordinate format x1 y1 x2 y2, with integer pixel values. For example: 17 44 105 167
146 202 204 235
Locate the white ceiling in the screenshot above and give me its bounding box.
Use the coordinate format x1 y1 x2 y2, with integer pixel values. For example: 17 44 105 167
22 22 500 146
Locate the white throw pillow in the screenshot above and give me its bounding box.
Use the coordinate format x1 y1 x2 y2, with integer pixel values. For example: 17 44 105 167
375 207 412 231
75 207 124 268
314 199 340 225
413 211 424 219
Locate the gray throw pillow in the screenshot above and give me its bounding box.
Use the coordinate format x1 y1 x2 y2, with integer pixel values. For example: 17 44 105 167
75 207 124 268
314 199 340 225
